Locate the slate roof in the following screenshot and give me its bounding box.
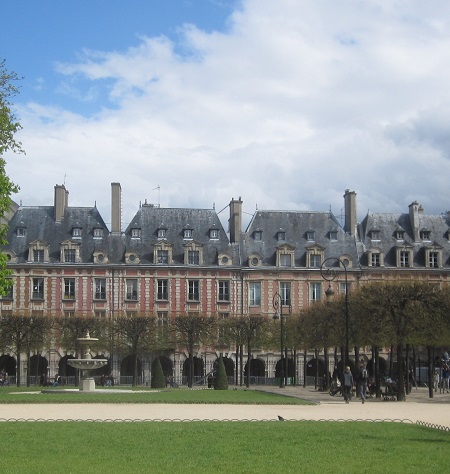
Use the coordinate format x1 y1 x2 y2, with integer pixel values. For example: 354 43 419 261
359 211 450 267
241 210 359 267
123 205 235 265
5 205 115 263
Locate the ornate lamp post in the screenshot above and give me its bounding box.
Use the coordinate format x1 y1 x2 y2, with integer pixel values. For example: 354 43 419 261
273 292 290 388
320 257 349 370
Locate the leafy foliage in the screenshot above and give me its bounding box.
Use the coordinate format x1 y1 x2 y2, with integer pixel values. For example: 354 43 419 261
0 61 22 295
214 355 228 390
151 357 166 389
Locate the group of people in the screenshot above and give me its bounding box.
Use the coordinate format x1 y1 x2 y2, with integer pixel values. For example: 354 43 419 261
434 352 450 393
340 362 370 404
99 374 115 386
39 373 61 387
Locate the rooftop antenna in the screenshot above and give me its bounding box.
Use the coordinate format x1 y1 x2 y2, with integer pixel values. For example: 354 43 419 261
153 186 160 207
63 173 66 186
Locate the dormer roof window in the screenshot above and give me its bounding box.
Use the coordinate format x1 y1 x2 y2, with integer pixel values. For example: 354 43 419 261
306 230 315 241
370 229 380 241
17 227 26 237
277 231 286 242
157 228 167 239
420 229 431 241
253 230 262 241
72 227 82 238
209 229 219 240
329 230 338 241
395 230 405 240
93 228 103 239
183 228 193 240
131 228 141 239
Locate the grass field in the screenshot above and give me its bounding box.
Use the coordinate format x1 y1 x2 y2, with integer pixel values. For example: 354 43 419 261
1 421 448 473
0 386 310 405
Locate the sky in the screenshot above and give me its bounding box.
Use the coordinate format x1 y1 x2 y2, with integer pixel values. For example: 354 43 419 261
2 0 450 231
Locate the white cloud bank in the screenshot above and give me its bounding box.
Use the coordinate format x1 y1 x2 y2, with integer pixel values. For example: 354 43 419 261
8 0 450 230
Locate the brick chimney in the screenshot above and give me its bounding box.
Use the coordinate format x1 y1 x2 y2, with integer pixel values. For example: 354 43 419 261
54 184 68 223
111 182 122 234
343 189 357 236
408 201 420 242
229 197 242 243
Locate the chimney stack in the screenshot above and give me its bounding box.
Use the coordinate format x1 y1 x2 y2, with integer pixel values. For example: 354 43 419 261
54 184 68 223
408 201 420 241
111 182 122 234
343 189 357 236
229 197 243 244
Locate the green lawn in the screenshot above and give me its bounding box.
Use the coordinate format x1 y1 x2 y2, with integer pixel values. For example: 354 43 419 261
0 386 311 404
1 421 448 473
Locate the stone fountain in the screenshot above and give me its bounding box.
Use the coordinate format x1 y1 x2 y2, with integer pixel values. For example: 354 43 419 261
67 331 108 391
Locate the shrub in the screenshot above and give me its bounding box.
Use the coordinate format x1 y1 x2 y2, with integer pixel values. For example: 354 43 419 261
214 355 228 390
151 358 166 389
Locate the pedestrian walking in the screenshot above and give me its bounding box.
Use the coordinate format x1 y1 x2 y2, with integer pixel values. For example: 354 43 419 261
343 366 353 404
357 361 369 403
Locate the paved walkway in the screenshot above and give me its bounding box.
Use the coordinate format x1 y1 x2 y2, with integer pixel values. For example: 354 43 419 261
1 386 449 429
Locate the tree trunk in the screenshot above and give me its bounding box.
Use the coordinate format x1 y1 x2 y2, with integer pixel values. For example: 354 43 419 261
133 353 138 387
303 350 307 388
16 352 21 387
427 346 433 398
246 338 251 389
239 344 243 387
396 343 406 401
323 347 329 390
375 347 381 399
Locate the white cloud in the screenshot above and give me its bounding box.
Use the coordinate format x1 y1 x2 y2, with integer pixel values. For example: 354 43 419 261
8 0 450 231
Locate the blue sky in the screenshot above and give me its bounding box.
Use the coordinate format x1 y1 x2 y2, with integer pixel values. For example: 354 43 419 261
2 0 450 230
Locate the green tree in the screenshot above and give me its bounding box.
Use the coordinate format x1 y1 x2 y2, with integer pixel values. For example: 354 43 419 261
214 355 228 390
0 312 51 386
172 314 215 388
151 357 166 389
0 61 22 295
114 312 156 387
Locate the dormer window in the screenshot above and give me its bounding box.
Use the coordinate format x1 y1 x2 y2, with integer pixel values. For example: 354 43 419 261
17 227 25 237
93 228 103 239
184 241 203 265
395 230 404 240
253 230 262 241
131 228 140 238
420 229 431 241
153 242 173 265
60 240 80 264
72 227 82 238
306 245 325 268
329 231 338 241
276 244 295 267
370 230 380 240
157 228 167 239
183 229 193 239
157 250 169 264
306 231 315 241
209 229 219 240
277 231 286 241
28 240 49 263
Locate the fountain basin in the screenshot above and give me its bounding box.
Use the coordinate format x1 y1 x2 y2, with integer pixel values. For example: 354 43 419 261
68 359 108 370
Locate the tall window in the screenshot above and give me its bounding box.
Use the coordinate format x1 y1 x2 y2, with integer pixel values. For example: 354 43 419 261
279 282 291 306
279 254 291 267
33 249 44 262
64 249 76 263
218 281 230 302
63 278 76 300
310 282 322 302
188 280 200 301
32 278 44 299
157 311 169 326
310 254 321 268
188 250 199 265
94 278 106 300
157 250 169 264
429 252 439 268
126 279 138 300
371 253 380 267
400 251 410 267
157 279 168 300
249 282 261 306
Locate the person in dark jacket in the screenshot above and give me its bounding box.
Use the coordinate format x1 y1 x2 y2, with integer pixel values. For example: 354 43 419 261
342 366 353 404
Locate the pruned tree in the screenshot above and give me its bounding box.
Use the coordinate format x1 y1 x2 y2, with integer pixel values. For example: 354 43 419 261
214 355 228 390
172 314 215 388
0 312 51 386
113 312 156 386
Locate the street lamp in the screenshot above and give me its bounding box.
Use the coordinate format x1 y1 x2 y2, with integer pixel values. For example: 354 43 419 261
320 257 349 372
273 292 289 388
